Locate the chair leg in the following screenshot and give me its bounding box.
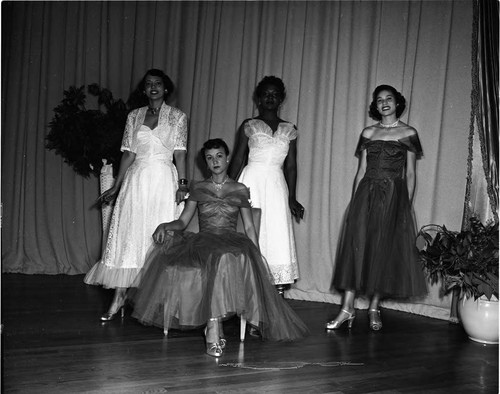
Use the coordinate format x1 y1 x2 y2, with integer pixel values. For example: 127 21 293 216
240 317 246 342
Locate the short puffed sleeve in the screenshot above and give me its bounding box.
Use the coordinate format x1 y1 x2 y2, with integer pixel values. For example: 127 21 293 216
173 111 188 151
355 136 371 157
186 182 204 203
235 186 252 208
280 123 298 141
243 120 258 138
399 133 423 159
120 110 139 153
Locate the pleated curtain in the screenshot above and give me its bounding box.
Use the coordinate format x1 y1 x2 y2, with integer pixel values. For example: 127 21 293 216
463 0 499 225
2 1 474 318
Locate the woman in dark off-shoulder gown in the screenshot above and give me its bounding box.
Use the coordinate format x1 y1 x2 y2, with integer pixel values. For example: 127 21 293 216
326 85 428 332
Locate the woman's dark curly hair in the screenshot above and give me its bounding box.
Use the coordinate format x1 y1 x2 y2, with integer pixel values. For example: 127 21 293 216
201 138 230 158
127 69 175 109
253 75 286 103
368 84 406 121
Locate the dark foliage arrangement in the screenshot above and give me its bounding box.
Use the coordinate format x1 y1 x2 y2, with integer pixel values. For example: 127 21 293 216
417 216 499 300
46 84 129 177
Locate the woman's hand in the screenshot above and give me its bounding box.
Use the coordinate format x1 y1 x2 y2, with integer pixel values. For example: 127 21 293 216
176 185 189 204
289 198 304 222
153 223 169 244
98 186 119 205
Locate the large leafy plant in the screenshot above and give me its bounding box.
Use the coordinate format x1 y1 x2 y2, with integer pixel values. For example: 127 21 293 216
417 216 499 301
46 84 128 177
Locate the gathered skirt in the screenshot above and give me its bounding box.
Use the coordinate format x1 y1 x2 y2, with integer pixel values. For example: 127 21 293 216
129 229 308 341
333 176 428 298
84 158 182 289
238 164 299 285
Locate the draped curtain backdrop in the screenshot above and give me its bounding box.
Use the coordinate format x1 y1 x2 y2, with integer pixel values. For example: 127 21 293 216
2 1 473 319
462 0 499 225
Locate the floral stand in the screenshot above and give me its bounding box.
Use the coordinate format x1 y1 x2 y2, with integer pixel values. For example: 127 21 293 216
99 159 115 253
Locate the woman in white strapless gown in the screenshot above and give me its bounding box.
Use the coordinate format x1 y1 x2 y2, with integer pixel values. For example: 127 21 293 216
84 69 189 320
229 76 304 294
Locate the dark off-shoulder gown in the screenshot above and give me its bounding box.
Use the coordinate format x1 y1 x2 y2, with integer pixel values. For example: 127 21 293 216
130 184 308 341
333 134 428 298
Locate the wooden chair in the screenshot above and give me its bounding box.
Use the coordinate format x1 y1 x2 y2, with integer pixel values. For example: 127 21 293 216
163 207 261 342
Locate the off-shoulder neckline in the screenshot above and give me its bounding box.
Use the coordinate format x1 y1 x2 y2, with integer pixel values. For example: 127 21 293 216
191 185 249 199
361 135 416 143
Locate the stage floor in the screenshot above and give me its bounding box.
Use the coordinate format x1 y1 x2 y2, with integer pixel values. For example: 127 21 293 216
2 273 498 393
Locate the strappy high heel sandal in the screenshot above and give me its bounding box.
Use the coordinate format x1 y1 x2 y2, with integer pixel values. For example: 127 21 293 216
368 309 383 331
325 308 356 330
248 327 261 337
100 295 126 321
101 290 126 321
100 305 125 321
218 320 226 349
204 319 224 357
205 341 223 357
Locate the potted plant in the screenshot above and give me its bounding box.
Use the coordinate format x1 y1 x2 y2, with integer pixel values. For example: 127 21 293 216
45 84 129 177
46 84 130 246
417 216 499 344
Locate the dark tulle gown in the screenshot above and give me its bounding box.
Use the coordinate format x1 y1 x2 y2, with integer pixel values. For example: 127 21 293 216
332 134 428 298
130 183 308 341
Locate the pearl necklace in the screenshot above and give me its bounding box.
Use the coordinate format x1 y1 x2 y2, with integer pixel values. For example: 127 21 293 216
379 119 399 128
148 106 161 115
211 176 228 191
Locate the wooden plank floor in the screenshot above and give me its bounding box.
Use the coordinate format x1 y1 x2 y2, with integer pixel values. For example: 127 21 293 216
2 274 498 393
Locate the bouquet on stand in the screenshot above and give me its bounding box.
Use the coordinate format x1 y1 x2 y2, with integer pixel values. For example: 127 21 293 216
46 84 129 247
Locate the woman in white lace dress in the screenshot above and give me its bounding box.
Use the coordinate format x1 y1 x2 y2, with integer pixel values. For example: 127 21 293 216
84 69 189 320
229 76 304 295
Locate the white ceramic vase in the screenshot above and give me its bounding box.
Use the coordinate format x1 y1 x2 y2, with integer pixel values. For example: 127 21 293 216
99 159 115 253
458 295 499 345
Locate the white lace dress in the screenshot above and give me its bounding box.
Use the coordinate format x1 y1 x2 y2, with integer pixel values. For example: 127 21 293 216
238 118 299 285
84 103 187 289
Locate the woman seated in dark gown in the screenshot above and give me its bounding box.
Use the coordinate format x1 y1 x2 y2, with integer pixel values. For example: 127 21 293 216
129 138 308 357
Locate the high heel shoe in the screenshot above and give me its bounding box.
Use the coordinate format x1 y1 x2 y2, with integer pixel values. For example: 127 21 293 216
368 309 382 331
100 296 126 322
206 341 223 357
325 308 356 330
204 325 224 357
101 290 127 321
248 327 261 337
218 319 226 349
100 305 125 321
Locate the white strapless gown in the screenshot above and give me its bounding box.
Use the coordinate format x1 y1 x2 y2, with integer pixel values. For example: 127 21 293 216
238 119 299 285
